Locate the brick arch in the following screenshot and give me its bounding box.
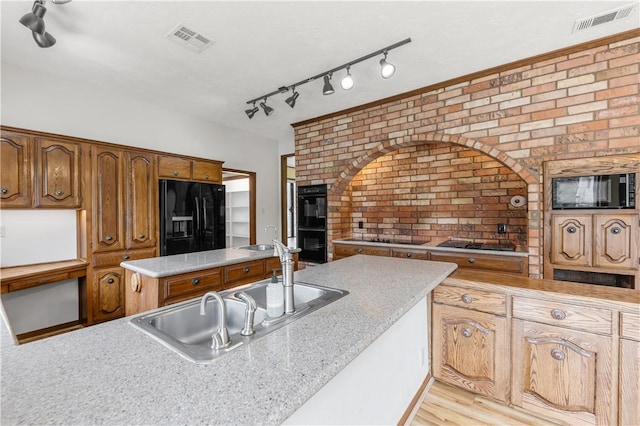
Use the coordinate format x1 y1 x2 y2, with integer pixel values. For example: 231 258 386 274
325 132 543 277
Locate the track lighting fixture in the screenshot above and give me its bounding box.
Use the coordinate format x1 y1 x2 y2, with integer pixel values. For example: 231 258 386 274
322 74 335 96
260 99 274 116
245 102 259 119
340 67 354 90
379 51 396 79
244 37 411 119
19 0 71 48
285 89 299 108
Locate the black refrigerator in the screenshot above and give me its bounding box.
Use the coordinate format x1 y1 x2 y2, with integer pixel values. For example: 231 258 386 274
160 179 225 256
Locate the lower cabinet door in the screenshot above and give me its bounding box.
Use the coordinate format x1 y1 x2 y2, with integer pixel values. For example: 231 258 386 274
432 303 510 402
91 267 125 323
620 338 640 426
511 319 614 426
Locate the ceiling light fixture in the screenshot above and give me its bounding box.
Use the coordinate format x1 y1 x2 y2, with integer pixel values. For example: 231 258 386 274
322 74 335 95
245 102 259 119
380 51 396 79
244 37 411 118
285 88 299 108
19 0 71 48
340 66 354 90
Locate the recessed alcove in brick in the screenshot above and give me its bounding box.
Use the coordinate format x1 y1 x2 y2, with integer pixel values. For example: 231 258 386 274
345 143 528 245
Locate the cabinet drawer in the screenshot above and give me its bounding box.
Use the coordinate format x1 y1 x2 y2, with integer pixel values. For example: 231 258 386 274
390 248 429 260
92 248 156 267
158 156 191 179
430 251 527 275
192 161 221 183
621 311 640 341
224 260 265 286
512 296 612 335
164 268 222 300
334 244 390 258
433 285 507 315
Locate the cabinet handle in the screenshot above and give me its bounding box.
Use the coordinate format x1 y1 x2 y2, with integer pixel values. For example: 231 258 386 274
0 188 8 195
204 174 209 179
357 248 363 253
567 226 577 234
192 278 200 286
551 349 566 361
107 278 115 284
611 227 621 235
122 254 130 260
243 267 250 274
54 189 64 196
173 171 179 176
461 294 473 304
138 234 146 239
550 309 566 320
105 236 113 241
468 258 475 264
406 252 412 258
461 328 472 338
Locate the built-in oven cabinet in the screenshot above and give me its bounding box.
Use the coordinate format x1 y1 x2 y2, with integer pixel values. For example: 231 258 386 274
297 184 327 263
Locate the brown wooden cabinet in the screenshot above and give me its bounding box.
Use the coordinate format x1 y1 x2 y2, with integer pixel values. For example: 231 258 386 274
429 250 528 276
432 284 510 402
390 247 429 260
125 151 157 249
91 266 125 323
158 155 222 183
551 214 592 267
333 243 391 259
0 130 32 208
34 138 82 208
91 146 125 252
619 311 640 426
594 214 637 270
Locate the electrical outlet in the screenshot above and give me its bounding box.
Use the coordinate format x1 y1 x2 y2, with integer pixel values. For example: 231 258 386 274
358 221 363 229
497 223 507 234
0 225 5 238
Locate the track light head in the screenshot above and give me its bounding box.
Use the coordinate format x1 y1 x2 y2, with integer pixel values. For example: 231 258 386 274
285 89 299 108
260 99 274 116
322 74 335 95
380 52 396 79
340 67 354 90
20 1 47 35
245 103 259 119
33 30 56 48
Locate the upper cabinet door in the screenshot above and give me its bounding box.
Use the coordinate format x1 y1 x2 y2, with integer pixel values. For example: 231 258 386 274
126 151 157 249
0 131 33 208
594 214 638 270
92 146 125 252
551 215 592 267
34 138 82 208
192 160 222 183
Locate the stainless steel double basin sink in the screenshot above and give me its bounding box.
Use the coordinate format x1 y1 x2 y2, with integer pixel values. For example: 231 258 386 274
129 280 348 363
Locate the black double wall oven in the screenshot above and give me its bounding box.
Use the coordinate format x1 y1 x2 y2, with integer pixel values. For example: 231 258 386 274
297 184 327 263
160 179 226 256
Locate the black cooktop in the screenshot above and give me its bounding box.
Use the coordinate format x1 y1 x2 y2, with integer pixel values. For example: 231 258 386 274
436 240 516 252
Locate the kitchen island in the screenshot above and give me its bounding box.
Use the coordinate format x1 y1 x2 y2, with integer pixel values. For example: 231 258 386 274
1 255 457 425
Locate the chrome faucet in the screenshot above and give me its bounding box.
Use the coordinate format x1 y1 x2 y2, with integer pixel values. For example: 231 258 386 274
272 239 295 314
235 291 257 336
199 291 230 349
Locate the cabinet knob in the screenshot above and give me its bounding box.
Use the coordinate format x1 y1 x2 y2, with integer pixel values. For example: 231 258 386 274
461 294 473 304
107 278 115 284
122 254 130 260
461 328 472 338
467 258 475 264
406 252 412 258
192 278 200 286
611 227 621 235
204 174 209 179
173 171 179 176
105 236 113 241
54 189 64 196
551 349 566 361
357 248 363 253
567 226 577 234
550 309 566 320
243 267 250 274
0 187 8 195
138 233 146 239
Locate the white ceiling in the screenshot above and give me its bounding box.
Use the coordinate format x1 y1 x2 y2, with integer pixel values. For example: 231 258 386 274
2 1 639 142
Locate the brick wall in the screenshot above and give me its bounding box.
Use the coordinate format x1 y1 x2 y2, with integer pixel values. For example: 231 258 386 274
294 31 640 277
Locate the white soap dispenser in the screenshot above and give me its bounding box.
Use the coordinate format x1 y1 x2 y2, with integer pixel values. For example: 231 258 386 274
266 269 284 318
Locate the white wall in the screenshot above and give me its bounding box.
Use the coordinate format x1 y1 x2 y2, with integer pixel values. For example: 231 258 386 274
1 62 284 243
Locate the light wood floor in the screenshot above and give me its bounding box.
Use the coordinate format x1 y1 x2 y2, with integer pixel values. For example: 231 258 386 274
409 381 564 426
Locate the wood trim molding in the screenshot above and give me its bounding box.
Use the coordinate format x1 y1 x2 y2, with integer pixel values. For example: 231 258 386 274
292 28 640 129
398 372 434 425
222 168 257 245
280 153 294 243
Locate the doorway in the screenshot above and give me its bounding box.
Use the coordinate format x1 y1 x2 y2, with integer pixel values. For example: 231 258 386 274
280 154 296 248
222 169 256 247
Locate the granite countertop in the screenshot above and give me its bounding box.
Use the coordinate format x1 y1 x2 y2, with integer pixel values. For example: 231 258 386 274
1 255 457 425
120 248 278 278
334 238 530 257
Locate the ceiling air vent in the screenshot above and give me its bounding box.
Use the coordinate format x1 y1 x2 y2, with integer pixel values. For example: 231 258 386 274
166 24 214 53
572 3 637 33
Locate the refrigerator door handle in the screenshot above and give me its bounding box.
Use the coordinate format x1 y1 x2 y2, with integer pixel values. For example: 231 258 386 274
194 197 200 238
202 197 208 232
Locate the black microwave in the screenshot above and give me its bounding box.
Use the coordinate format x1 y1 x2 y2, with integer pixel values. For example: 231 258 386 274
552 173 636 209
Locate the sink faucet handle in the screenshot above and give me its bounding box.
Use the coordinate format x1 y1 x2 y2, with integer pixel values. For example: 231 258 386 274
272 239 292 262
